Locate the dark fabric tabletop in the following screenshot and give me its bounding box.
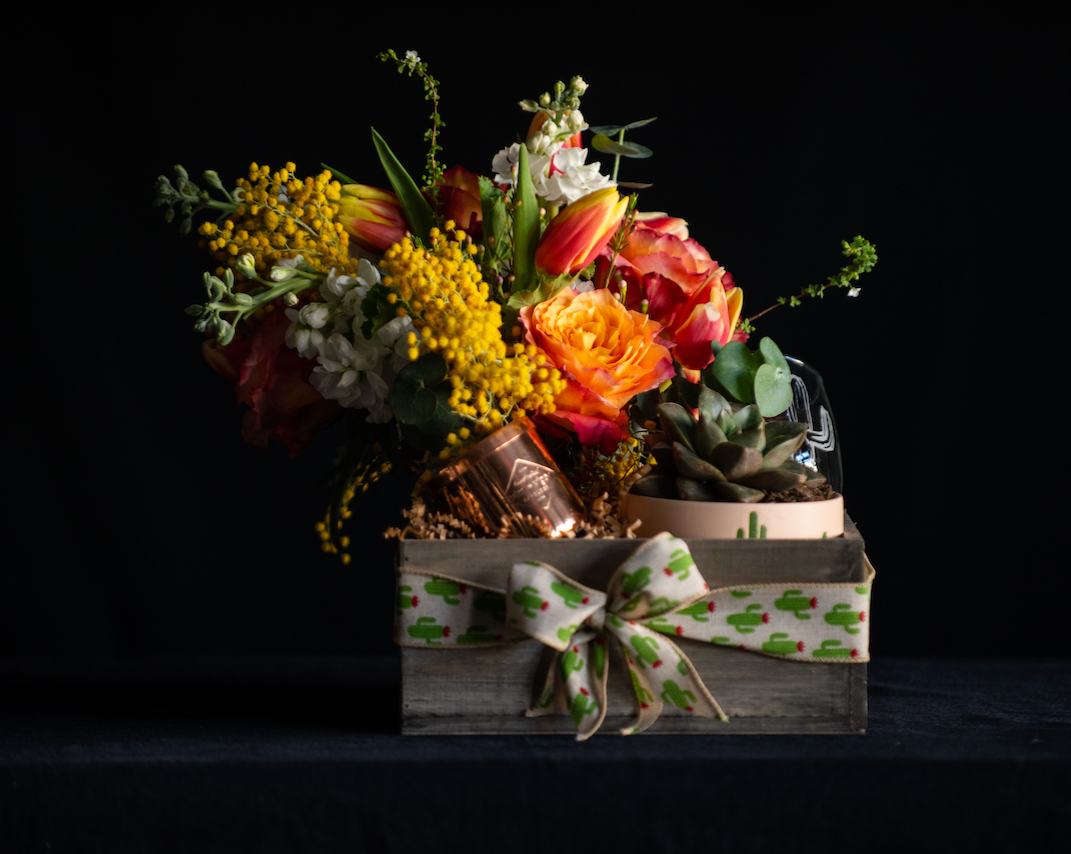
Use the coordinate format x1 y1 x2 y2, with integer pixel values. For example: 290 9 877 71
2 656 1068 853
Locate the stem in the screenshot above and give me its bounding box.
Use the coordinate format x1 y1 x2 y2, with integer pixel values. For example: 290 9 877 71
611 129 624 182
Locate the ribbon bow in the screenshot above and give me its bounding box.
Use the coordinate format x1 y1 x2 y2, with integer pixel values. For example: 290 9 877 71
507 533 726 740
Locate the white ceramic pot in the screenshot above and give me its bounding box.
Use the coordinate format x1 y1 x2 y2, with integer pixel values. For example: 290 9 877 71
622 492 844 539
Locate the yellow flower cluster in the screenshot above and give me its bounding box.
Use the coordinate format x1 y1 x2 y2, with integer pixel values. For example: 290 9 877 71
316 456 393 564
197 162 359 287
379 224 567 451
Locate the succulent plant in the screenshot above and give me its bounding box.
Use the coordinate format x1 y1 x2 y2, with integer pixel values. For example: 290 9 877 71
629 384 825 503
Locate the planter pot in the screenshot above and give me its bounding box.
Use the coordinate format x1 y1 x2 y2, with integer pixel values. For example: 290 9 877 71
621 492 844 539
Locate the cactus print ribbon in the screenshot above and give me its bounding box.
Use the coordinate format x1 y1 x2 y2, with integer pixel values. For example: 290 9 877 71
395 533 875 740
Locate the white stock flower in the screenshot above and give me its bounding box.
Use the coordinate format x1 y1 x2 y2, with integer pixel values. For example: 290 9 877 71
491 142 614 206
310 333 390 413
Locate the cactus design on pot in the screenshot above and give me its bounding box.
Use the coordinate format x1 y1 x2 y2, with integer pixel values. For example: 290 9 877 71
629 668 653 708
737 512 767 539
762 632 805 655
812 639 859 659
424 577 467 605
550 581 590 609
407 616 450 644
457 625 503 644
661 679 696 711
727 603 769 633
512 585 549 618
664 548 695 581
825 603 866 634
775 590 818 620
396 585 419 613
561 645 584 679
570 687 598 726
630 634 663 669
621 565 653 597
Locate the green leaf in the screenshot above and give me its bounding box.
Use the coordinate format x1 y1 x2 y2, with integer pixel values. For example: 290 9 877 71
617 181 654 189
656 403 696 452
397 352 447 388
359 283 400 340
754 337 793 417
591 134 653 159
321 162 357 185
388 384 437 425
512 145 540 293
478 177 510 267
371 127 436 244
711 341 761 403
588 118 658 135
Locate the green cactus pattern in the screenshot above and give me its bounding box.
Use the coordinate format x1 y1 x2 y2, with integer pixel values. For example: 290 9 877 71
661 680 696 711
512 585 548 618
424 577 466 605
561 646 584 678
457 625 502 644
550 581 590 609
556 623 580 642
396 585 418 613
731 590 753 598
762 632 805 655
593 638 606 679
709 637 731 644
474 590 507 623
736 512 767 539
664 548 695 580
621 566 653 596
629 668 653 707
774 590 818 620
812 639 859 659
648 596 681 613
726 603 768 634
407 616 450 644
676 600 715 621
570 688 598 725
825 603 866 634
630 635 663 669
646 617 682 637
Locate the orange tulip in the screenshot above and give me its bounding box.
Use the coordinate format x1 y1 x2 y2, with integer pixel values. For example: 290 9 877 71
535 188 628 277
337 184 407 253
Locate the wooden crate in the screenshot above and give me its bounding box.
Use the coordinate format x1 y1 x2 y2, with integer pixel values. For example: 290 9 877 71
399 519 868 735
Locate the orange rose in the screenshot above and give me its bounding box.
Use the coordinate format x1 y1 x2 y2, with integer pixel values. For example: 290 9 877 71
521 287 674 453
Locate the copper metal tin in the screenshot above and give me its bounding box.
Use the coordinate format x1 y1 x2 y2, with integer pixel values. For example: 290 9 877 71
424 417 584 537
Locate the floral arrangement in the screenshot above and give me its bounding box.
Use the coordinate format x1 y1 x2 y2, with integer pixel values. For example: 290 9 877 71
155 50 876 561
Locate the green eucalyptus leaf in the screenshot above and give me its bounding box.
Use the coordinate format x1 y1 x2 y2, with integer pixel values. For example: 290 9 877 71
591 134 653 158
711 341 761 403
754 337 793 417
371 127 435 244
388 384 437 425
588 118 657 135
397 352 448 388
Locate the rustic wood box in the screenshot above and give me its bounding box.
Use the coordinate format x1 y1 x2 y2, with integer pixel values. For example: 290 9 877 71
399 518 868 735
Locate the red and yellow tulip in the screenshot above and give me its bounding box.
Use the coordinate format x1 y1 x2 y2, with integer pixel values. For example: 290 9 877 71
337 184 407 253
534 188 628 277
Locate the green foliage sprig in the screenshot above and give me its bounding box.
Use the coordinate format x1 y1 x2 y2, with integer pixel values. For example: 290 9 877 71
746 236 878 327
153 165 238 236
379 50 445 193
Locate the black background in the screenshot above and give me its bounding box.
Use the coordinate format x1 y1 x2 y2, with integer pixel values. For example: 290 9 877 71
5 8 1062 659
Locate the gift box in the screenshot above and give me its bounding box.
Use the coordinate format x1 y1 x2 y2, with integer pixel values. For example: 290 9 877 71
397 517 871 736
